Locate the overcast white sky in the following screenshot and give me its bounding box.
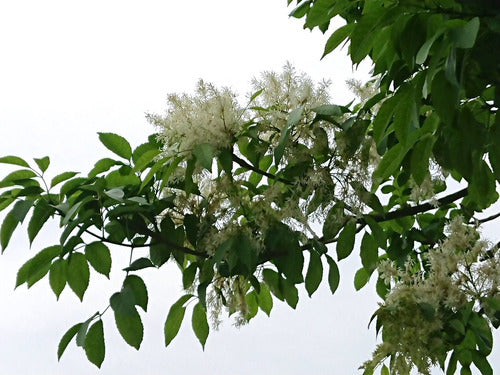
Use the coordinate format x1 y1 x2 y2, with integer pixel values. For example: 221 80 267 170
0 1 498 374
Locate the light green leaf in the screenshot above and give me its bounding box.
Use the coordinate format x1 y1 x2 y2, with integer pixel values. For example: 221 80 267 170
325 255 340 294
274 107 303 165
132 149 161 172
97 132 132 160
192 143 214 171
85 242 112 278
336 219 356 261
257 284 273 316
104 187 124 201
305 250 323 297
0 155 30 168
50 171 79 188
84 319 105 368
192 302 209 349
164 294 192 347
66 252 90 301
49 258 67 299
372 143 407 184
57 322 83 360
451 17 479 49
88 158 120 178
0 169 37 188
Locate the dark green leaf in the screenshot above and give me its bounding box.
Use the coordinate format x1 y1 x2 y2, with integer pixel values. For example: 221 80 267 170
58 322 83 360
323 202 345 240
305 250 323 297
85 242 112 278
164 294 192 347
123 275 148 312
123 257 155 272
274 107 303 165
323 23 354 57
49 258 67 299
66 252 90 301
98 132 132 160
471 350 493 375
182 263 198 289
192 302 209 349
325 255 340 294
354 267 370 290
114 308 143 350
28 199 55 245
336 219 356 261
34 156 50 173
84 319 105 368
1 210 19 252
16 245 61 288
360 233 378 272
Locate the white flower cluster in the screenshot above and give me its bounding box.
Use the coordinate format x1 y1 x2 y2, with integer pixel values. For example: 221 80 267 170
366 216 499 375
148 80 243 157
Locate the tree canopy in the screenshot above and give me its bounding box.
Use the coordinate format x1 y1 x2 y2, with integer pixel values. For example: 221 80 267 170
1 1 500 374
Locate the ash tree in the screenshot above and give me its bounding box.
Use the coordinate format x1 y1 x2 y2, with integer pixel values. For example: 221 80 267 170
1 0 500 374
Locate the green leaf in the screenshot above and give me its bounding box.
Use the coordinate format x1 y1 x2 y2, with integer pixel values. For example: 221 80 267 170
282 278 299 309
336 219 356 261
28 199 54 245
110 290 136 316
123 257 155 272
85 242 112 278
266 224 303 284
84 319 105 368
257 284 273 316
193 143 215 170
123 275 148 312
471 350 493 375
164 295 192 347
114 309 143 350
182 263 198 289
1 210 19 252
354 267 370 290
325 255 340 294
50 171 79 188
104 187 124 201
393 85 418 144
88 158 120 177
34 156 50 173
0 155 30 168
410 134 436 185
192 302 209 349
66 252 90 301
360 233 378 272
373 143 407 184
16 245 61 288
323 202 345 240
98 132 132 160
49 258 67 299
0 169 37 188
451 17 480 49
274 107 303 165
132 148 161 173
57 322 83 360
305 250 323 297
323 23 354 57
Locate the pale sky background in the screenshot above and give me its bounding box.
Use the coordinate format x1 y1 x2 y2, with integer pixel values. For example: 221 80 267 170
0 1 498 374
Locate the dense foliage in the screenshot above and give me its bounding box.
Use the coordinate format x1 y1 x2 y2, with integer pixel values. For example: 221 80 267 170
1 0 499 374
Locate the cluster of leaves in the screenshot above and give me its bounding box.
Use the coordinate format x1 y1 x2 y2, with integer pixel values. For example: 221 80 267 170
1 0 500 373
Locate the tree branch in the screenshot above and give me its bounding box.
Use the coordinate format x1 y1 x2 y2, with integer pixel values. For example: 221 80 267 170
231 153 293 185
